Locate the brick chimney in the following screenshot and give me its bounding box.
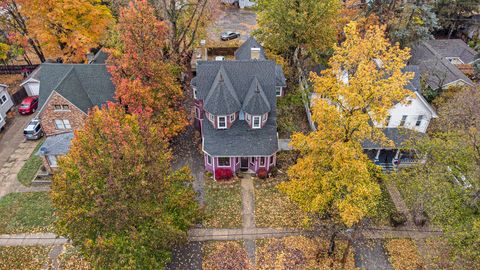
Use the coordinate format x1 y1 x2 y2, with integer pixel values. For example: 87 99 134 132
200 40 207 61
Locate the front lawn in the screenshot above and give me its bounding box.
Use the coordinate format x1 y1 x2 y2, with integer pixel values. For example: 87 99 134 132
0 192 54 234
256 236 356 269
17 139 45 186
0 246 51 270
254 185 307 228
203 178 242 228
57 244 91 270
202 241 249 270
385 239 423 270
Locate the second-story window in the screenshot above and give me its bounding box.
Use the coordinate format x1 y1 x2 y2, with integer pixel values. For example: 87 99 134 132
416 115 424 127
230 113 235 122
399 115 407 127
252 116 261 129
0 95 7 105
385 115 391 126
209 113 214 121
55 119 71 130
218 116 227 129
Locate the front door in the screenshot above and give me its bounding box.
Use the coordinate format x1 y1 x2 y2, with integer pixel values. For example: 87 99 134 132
240 157 249 170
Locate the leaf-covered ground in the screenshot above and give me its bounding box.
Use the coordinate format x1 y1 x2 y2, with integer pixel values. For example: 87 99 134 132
202 241 249 270
370 181 397 226
0 192 54 234
0 246 51 270
423 237 477 270
385 239 423 270
203 178 242 228
254 184 307 228
256 236 357 270
57 244 92 270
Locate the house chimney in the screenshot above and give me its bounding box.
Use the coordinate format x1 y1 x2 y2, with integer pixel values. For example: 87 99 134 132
251 47 261 60
200 39 207 61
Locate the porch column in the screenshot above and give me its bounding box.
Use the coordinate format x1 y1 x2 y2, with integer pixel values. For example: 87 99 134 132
374 149 381 162
393 149 401 167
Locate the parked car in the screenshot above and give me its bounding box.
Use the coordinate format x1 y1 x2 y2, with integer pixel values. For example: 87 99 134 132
221 32 240 41
23 118 43 140
18 95 39 115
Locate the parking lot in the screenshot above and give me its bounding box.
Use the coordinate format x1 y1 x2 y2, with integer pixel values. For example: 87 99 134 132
207 6 257 43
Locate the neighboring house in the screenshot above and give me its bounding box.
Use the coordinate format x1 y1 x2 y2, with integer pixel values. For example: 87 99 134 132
34 63 116 173
193 37 284 179
20 66 41 96
0 84 14 131
409 39 475 89
309 65 438 170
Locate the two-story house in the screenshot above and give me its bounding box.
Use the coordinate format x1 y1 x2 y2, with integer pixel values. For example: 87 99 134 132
32 63 115 173
193 37 285 180
363 65 438 169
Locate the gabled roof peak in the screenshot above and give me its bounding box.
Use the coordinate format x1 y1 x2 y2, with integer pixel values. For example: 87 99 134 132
203 67 241 115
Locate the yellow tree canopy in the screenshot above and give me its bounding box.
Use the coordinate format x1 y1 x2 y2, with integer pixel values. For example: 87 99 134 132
279 21 413 227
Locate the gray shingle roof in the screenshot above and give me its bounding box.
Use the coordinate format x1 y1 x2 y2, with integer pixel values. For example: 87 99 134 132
38 63 116 113
425 39 477 64
403 65 421 92
234 36 266 60
242 77 271 115
202 116 278 156
196 59 278 156
409 41 474 89
37 132 74 156
362 128 425 149
275 64 287 87
204 66 242 115
89 49 109 64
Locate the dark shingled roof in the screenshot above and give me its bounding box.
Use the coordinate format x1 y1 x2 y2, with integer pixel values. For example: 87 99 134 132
403 65 421 92
275 64 287 87
37 132 74 156
202 117 278 156
38 63 116 113
409 41 474 89
204 66 242 115
196 59 278 156
242 77 271 115
362 128 425 149
425 39 477 64
235 36 266 60
89 49 109 64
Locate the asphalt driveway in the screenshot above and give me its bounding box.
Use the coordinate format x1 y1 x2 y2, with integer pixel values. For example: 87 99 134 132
207 6 257 42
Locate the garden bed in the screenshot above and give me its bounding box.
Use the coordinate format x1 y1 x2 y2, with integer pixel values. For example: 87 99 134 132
0 192 54 234
254 185 307 228
0 246 51 270
203 178 242 228
256 236 356 269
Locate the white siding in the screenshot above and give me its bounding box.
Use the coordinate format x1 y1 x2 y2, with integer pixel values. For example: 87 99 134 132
24 81 40 96
0 88 14 129
376 94 434 133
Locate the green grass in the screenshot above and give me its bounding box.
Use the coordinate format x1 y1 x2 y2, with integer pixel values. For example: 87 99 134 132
0 246 51 270
17 139 45 186
0 192 54 234
203 179 242 228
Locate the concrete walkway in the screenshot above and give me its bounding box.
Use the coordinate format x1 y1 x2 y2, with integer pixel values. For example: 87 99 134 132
0 233 67 246
354 239 393 270
0 140 42 199
240 176 256 268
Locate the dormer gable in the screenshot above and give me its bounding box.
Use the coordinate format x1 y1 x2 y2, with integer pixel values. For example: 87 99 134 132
203 66 241 116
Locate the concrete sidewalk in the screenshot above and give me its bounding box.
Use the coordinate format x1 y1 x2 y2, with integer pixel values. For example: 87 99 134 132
0 233 67 246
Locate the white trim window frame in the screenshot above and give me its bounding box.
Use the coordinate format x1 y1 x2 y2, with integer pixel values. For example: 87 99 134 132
415 115 423 127
276 87 282 97
230 113 235 122
217 116 227 129
193 86 197 99
54 119 71 130
217 157 230 167
206 154 212 165
399 115 407 127
252 116 261 129
260 157 265 166
0 94 7 105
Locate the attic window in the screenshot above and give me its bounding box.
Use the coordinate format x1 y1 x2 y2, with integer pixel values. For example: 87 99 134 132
218 116 227 129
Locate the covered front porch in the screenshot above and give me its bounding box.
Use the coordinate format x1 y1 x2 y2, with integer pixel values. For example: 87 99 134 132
364 148 422 171
204 154 276 180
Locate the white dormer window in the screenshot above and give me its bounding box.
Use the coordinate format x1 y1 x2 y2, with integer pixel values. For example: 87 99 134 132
230 113 235 122
252 116 261 129
209 113 214 122
263 113 268 122
193 86 197 99
218 116 227 129
276 87 282 97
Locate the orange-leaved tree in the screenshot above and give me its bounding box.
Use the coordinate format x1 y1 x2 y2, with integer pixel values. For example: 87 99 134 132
22 0 113 62
52 104 200 269
109 0 187 139
279 21 413 258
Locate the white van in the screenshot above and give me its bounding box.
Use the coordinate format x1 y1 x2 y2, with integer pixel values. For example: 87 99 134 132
0 84 14 131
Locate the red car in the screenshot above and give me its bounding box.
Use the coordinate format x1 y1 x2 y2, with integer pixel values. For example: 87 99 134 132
18 96 39 115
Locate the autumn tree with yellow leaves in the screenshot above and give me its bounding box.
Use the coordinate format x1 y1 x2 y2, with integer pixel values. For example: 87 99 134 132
279 21 413 257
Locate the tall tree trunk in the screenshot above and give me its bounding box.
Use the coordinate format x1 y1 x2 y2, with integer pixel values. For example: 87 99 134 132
328 230 337 256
